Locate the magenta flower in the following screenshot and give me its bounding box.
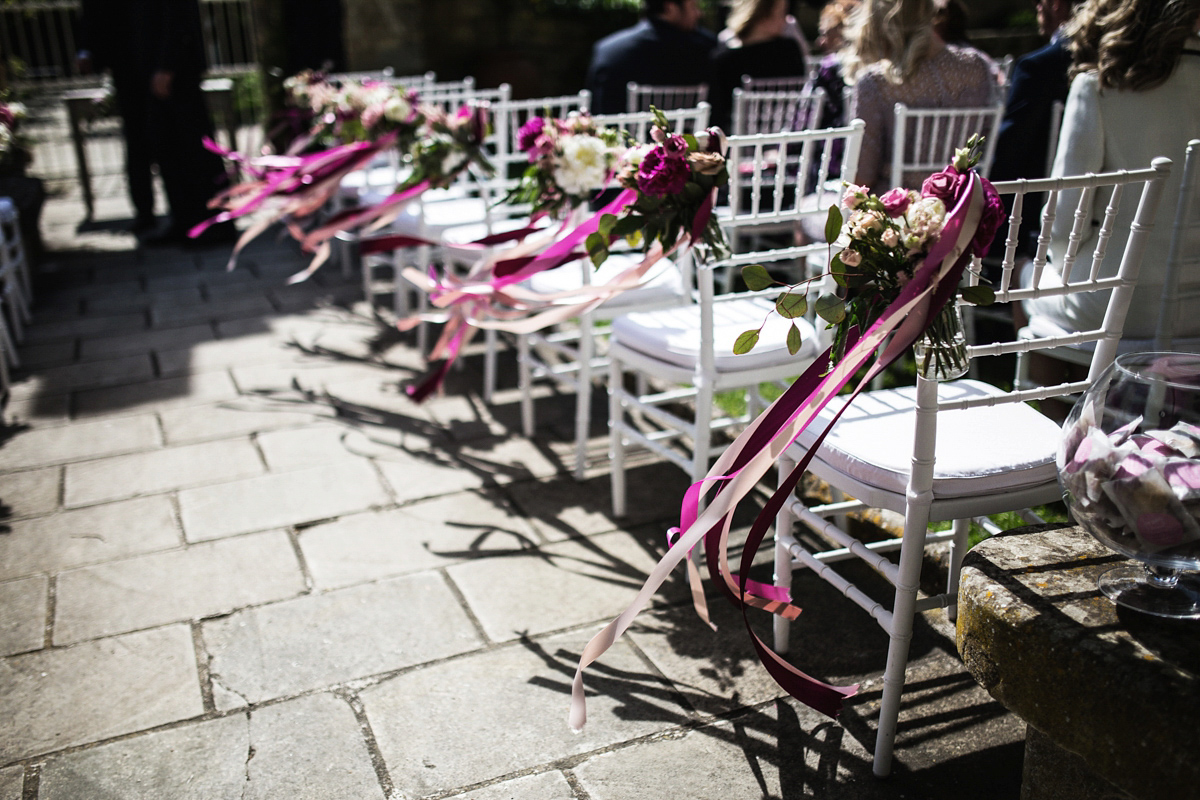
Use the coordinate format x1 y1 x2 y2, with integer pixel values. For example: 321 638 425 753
637 148 691 197
920 166 967 203
879 187 912 217
663 134 689 159
518 116 545 153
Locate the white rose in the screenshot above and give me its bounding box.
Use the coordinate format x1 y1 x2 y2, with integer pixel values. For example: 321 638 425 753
554 134 610 195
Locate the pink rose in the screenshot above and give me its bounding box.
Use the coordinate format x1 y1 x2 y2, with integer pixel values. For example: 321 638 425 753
840 248 862 267
921 166 967 203
637 147 691 197
880 187 912 217
842 184 869 209
518 116 545 154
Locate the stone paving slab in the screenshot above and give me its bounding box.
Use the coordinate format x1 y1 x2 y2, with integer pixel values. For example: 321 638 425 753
203 571 483 707
178 460 390 542
360 629 682 798
158 400 331 445
0 767 21 800
64 437 265 507
298 491 540 590
0 625 203 762
16 340 76 370
22 312 147 345
0 576 48 656
156 334 311 377
38 713 248 800
38 694 385 800
445 770 574 800
72 372 240 419
1 393 72 429
0 495 180 582
0 414 160 471
150 294 276 328
53 530 305 644
77 323 215 361
0 466 61 519
255 423 361 471
446 530 687 643
86 286 203 315
11 353 155 397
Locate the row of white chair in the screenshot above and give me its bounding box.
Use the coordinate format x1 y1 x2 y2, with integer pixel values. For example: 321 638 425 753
0 198 32 399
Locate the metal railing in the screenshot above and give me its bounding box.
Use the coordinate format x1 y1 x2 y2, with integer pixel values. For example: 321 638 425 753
2 0 259 89
3 1 263 194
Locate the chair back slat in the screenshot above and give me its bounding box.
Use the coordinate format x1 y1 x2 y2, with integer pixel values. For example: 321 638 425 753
626 82 709 113
731 86 826 136
968 159 1173 396
889 102 1005 189
591 103 711 141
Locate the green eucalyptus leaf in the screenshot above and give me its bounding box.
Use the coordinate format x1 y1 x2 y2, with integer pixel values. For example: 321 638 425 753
961 284 996 306
815 293 847 324
612 214 644 237
824 205 843 244
787 322 803 356
733 329 760 355
597 213 617 238
776 291 808 319
830 253 848 288
585 232 609 266
683 133 699 151
742 264 773 291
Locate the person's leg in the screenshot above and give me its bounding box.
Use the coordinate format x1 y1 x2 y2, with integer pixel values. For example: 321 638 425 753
151 82 232 241
113 75 156 231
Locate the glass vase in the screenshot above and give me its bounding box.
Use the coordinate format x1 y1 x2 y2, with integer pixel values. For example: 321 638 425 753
913 303 969 381
1058 352 1200 618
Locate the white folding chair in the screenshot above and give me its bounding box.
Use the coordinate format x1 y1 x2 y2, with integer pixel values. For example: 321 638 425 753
0 198 29 384
327 69 437 90
771 158 1173 778
740 74 811 94
1016 138 1200 388
731 85 826 136
516 103 712 478
626 82 709 113
890 102 1005 190
607 122 866 515
436 91 595 400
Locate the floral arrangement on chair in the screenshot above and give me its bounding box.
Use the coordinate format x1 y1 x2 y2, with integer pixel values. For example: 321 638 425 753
586 108 731 267
735 135 1004 374
568 134 1010 732
0 97 32 178
283 70 422 151
506 112 628 219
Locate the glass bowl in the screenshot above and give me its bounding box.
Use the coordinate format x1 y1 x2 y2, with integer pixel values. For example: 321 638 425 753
1058 351 1200 618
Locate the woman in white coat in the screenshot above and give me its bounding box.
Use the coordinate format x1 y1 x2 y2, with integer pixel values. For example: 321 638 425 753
1022 0 1200 340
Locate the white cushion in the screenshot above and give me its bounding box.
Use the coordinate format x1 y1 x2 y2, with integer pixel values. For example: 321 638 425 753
794 379 1061 499
611 295 819 372
526 252 685 310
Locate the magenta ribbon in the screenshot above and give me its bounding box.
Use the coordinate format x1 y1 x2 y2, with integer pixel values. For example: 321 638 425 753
568 173 988 731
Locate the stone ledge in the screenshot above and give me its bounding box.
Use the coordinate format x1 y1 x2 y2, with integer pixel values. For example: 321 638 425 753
956 525 1200 799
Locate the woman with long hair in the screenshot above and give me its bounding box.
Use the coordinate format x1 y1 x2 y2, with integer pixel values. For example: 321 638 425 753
846 0 997 190
709 0 807 131
1022 0 1200 340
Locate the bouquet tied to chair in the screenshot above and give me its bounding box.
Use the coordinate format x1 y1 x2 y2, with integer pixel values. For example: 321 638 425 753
736 134 1004 377
567 134 1009 731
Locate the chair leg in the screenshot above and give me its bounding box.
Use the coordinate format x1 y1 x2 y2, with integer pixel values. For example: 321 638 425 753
609 356 627 517
691 377 713 486
518 333 535 438
483 327 498 404
945 517 971 623
574 322 594 481
773 454 798 654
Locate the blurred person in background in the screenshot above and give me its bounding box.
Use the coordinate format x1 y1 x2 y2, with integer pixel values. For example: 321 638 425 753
709 0 808 131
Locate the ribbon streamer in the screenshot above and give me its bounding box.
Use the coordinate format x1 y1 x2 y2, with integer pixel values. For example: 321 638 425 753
568 173 987 731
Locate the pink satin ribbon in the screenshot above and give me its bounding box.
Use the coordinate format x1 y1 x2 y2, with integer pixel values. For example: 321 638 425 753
568 173 988 731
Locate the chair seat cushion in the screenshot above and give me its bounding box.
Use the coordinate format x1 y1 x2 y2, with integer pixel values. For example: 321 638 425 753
526 252 685 310
794 379 1062 499
611 295 819 372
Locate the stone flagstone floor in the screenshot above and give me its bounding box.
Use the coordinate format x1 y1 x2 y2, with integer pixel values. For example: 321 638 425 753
0 186 1026 799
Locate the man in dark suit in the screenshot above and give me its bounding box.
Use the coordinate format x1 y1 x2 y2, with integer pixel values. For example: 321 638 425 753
78 0 232 244
988 0 1081 256
584 0 717 115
